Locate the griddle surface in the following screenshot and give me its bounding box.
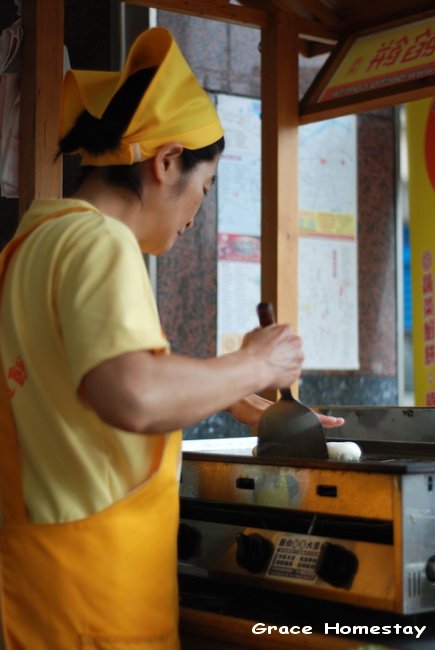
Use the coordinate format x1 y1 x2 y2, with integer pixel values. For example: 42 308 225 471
182 450 435 473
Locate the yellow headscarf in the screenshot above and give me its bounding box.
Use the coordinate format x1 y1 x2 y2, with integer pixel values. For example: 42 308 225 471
60 27 224 166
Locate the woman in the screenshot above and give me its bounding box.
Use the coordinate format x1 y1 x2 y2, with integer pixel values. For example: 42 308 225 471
0 27 340 649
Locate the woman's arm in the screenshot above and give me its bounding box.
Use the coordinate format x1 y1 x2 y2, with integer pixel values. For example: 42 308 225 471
80 323 304 434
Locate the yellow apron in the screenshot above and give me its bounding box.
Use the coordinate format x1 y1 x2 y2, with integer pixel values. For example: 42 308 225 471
0 207 181 650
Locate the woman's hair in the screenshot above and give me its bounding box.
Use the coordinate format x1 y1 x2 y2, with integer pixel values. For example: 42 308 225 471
59 67 225 198
180 138 225 172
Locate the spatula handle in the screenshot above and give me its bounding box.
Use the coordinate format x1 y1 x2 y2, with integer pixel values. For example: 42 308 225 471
257 302 275 327
256 302 293 401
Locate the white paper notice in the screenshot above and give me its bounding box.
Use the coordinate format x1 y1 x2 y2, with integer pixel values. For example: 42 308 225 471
299 236 359 369
299 116 357 215
216 95 262 355
216 95 359 369
217 94 261 236
298 115 359 370
217 233 261 355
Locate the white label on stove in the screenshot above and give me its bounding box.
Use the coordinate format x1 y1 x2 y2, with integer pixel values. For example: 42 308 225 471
267 534 322 582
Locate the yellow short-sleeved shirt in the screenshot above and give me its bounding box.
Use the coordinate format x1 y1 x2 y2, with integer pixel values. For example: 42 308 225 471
0 198 174 523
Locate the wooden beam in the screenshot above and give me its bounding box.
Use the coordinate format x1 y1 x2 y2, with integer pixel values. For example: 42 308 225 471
19 0 64 216
348 7 435 35
121 0 268 28
287 14 339 44
299 40 336 58
271 0 343 28
238 0 340 43
123 0 339 43
344 0 435 31
261 13 299 340
300 76 435 124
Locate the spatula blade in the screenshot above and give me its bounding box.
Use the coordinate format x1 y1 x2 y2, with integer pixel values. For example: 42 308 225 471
255 302 328 460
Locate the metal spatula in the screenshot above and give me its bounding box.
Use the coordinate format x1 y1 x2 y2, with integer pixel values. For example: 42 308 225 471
255 302 328 459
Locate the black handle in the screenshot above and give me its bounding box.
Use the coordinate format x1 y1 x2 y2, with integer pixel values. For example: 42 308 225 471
257 302 275 327
256 302 293 401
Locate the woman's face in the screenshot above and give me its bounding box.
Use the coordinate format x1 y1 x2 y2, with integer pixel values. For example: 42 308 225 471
140 155 219 255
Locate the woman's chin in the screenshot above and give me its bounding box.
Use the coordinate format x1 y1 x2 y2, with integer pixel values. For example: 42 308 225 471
139 240 174 256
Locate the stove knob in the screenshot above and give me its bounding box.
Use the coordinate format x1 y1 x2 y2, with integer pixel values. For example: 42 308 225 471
315 542 358 589
425 555 435 582
178 523 201 560
236 532 274 573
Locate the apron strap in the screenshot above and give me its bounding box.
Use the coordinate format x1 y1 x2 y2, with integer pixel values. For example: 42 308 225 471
0 205 93 523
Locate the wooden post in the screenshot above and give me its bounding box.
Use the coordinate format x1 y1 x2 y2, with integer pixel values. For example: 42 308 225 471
19 0 64 217
260 11 300 396
261 11 299 327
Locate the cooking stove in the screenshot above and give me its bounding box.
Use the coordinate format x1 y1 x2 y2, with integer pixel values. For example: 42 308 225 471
178 407 435 617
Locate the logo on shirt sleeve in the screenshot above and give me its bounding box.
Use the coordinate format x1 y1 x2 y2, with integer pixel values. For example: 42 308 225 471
7 355 28 399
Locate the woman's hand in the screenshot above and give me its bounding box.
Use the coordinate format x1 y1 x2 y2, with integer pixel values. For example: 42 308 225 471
228 394 345 432
227 394 272 427
240 324 304 390
317 413 345 428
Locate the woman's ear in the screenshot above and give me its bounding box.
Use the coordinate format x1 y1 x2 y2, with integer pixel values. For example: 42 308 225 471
153 142 184 185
